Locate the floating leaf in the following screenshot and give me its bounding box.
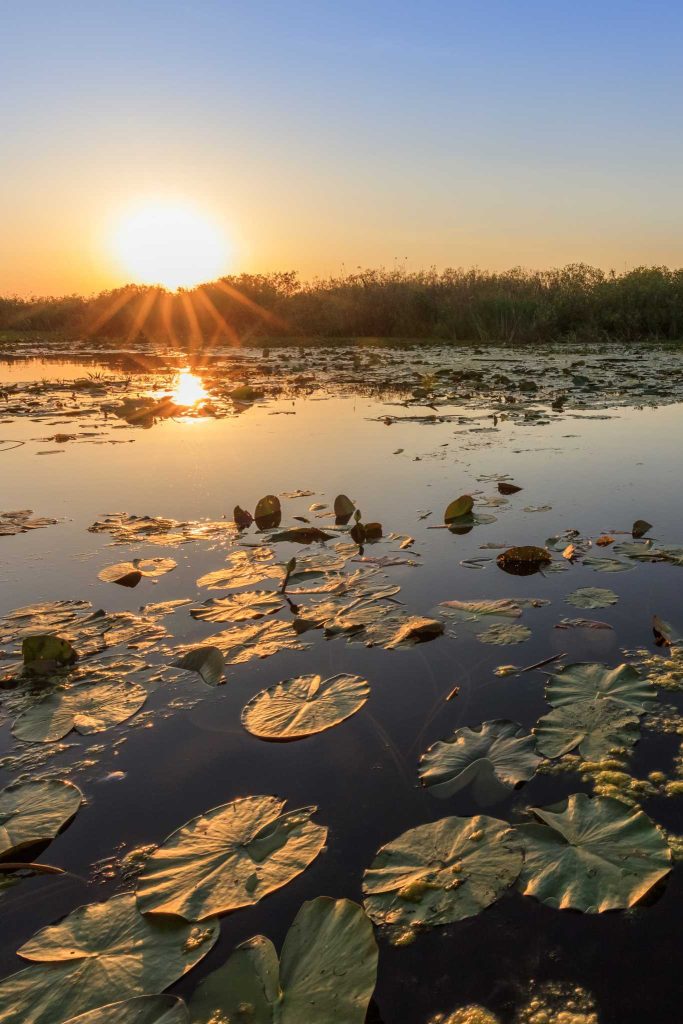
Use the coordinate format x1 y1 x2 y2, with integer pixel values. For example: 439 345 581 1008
22 635 77 674
12 681 147 743
362 815 522 936
190 592 284 623
0 893 217 1024
566 587 618 610
242 673 370 740
0 780 83 857
419 720 540 800
496 546 551 576
189 897 378 1024
136 796 327 920
545 662 656 712
534 699 642 759
98 558 176 586
632 519 653 539
254 495 282 530
172 646 225 686
517 793 672 912
64 996 188 1024
444 495 474 523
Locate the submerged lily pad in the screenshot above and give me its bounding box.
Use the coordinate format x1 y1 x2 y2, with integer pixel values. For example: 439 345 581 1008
0 779 83 856
189 897 378 1024
545 662 656 712
517 793 672 912
242 673 370 740
0 893 217 1024
566 587 618 610
419 721 540 800
136 796 327 920
362 815 522 936
534 699 642 759
64 996 188 1024
12 681 147 743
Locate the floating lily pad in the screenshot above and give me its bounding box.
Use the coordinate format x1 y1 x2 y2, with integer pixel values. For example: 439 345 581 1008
190 591 284 623
0 893 217 1024
362 815 522 936
534 699 642 759
98 558 176 587
172 646 225 686
0 779 83 856
517 793 672 912
242 673 370 740
189 897 378 1024
136 796 327 920
419 720 540 800
545 662 656 712
12 681 147 743
566 587 618 610
64 996 189 1024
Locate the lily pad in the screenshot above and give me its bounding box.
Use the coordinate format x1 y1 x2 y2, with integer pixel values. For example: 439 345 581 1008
566 587 618 610
189 897 378 1024
172 646 225 686
534 699 642 759
190 592 284 623
136 796 327 920
419 720 540 800
0 779 83 856
545 662 656 712
12 680 147 743
0 893 217 1024
517 793 672 912
362 814 522 936
64 996 188 1024
242 673 370 740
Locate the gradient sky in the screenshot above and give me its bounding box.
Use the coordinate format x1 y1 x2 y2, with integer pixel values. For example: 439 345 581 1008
2 1 683 296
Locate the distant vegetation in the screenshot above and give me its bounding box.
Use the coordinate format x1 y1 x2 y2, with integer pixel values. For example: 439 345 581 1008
3 264 683 345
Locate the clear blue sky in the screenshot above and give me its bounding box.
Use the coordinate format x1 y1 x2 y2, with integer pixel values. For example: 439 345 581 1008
2 1 683 294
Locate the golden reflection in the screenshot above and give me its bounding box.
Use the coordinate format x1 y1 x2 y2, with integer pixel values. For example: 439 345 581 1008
171 368 207 407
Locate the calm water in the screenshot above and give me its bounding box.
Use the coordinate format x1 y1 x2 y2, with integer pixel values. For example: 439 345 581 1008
0 353 681 1023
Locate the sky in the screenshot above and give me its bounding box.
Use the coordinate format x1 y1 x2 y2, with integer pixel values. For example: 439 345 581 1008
2 1 683 296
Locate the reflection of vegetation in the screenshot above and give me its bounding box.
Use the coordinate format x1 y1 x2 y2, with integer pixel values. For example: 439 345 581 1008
6 264 683 342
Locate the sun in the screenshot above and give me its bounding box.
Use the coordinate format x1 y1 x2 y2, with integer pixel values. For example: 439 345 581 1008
112 201 228 290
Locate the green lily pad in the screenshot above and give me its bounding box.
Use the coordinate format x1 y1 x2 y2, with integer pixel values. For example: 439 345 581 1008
189 896 378 1024
22 635 77 674
565 587 618 610
517 793 672 912
545 662 656 712
534 699 642 759
419 720 540 799
172 646 225 686
190 592 284 623
12 680 147 743
0 893 217 1024
65 996 188 1024
241 673 370 740
362 815 522 937
0 779 83 856
136 796 327 920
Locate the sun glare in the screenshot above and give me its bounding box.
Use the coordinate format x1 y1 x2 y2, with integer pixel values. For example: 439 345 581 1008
112 202 228 290
172 368 207 407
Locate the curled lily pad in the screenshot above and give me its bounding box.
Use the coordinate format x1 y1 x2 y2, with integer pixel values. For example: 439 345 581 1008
136 796 327 920
534 699 641 759
97 558 176 587
12 681 147 743
190 592 284 623
22 635 77 674
242 673 370 740
565 587 618 610
65 996 189 1024
362 815 522 937
189 897 378 1024
419 721 540 800
255 495 282 530
172 646 225 686
517 793 672 912
0 893 217 1024
545 662 655 712
496 546 551 576
0 779 83 856
444 495 474 523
